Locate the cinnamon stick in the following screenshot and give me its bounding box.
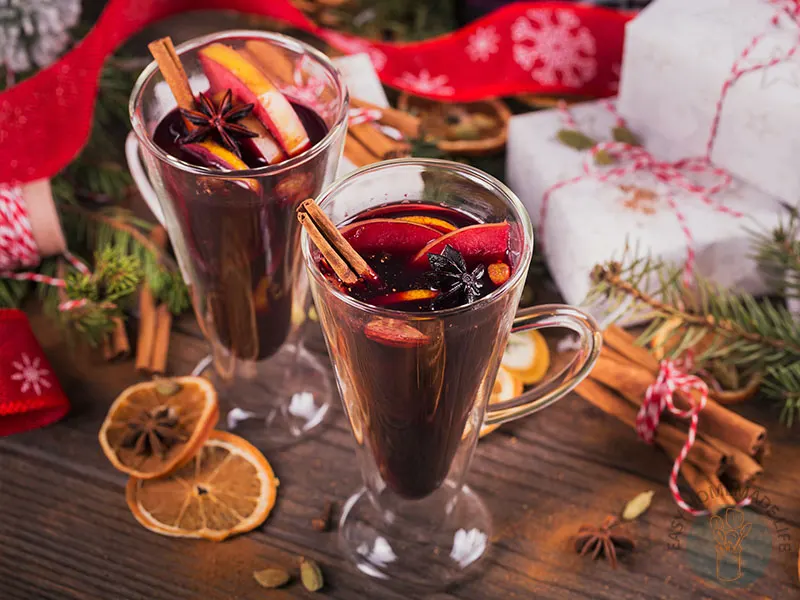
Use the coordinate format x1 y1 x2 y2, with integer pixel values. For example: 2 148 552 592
298 198 379 283
103 318 131 361
677 461 737 514
344 133 380 167
150 305 172 374
591 349 767 457
575 379 727 478
703 435 763 488
135 276 158 372
603 325 659 373
243 40 295 84
147 37 195 116
351 97 420 139
349 123 409 159
297 212 358 285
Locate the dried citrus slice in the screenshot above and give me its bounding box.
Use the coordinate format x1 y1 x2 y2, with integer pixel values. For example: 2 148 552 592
501 330 550 385
479 367 523 438
126 431 278 541
99 377 218 479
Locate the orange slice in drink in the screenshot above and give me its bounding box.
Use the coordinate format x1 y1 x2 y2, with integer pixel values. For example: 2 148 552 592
126 431 278 541
99 377 219 479
501 329 550 385
399 215 457 233
479 367 523 438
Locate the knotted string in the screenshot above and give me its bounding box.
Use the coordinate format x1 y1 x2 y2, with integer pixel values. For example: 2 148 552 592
0 183 94 312
636 358 751 516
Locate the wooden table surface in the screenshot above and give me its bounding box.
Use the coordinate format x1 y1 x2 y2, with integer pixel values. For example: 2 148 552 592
1 304 799 600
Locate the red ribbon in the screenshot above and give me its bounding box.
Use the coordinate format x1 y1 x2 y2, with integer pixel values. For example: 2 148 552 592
0 0 631 185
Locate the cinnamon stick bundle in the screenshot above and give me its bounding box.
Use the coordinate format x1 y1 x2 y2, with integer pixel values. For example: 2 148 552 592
103 318 131 361
351 97 421 139
135 226 173 374
344 133 379 168
349 122 409 160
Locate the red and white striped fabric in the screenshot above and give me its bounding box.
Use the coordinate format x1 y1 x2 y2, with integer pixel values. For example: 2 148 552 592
636 358 751 516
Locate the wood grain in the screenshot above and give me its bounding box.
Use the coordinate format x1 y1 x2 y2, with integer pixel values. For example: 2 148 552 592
1 308 798 599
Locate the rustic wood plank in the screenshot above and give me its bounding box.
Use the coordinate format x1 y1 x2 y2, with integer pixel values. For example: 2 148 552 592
1 308 798 599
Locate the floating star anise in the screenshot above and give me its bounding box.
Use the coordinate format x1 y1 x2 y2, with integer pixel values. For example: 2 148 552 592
575 516 635 569
120 405 188 458
427 245 485 304
179 89 257 156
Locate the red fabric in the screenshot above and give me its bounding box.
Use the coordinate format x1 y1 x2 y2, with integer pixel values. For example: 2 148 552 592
0 0 632 184
0 309 70 436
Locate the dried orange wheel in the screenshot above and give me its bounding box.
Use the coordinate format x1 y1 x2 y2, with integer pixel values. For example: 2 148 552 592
99 377 218 479
501 330 550 385
126 431 278 541
480 367 523 438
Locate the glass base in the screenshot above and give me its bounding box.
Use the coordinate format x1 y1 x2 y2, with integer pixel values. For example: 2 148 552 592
339 484 492 591
194 343 333 448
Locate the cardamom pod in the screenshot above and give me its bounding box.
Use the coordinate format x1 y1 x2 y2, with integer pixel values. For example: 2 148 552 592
622 490 654 521
612 125 642 147
593 149 615 166
253 567 291 589
300 558 324 592
155 379 182 396
556 129 597 151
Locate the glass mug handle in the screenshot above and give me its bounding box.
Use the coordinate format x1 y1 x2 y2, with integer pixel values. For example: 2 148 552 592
484 304 603 427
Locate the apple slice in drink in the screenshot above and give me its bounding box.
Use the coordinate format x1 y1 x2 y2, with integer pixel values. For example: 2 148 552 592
198 43 310 156
341 219 440 255
410 222 511 268
182 141 259 192
209 91 286 165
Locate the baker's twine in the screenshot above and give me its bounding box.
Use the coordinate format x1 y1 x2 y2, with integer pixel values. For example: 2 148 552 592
636 358 751 516
0 183 95 312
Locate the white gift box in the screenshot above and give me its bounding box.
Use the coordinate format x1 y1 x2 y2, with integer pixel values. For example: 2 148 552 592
617 0 800 204
506 99 787 307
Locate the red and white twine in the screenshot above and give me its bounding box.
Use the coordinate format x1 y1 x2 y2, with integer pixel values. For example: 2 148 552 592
636 358 751 516
0 184 93 312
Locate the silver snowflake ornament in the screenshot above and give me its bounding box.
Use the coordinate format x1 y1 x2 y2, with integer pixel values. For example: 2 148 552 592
0 0 81 73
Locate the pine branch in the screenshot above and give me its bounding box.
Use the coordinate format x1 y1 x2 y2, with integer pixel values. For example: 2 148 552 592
749 206 800 301
588 250 800 425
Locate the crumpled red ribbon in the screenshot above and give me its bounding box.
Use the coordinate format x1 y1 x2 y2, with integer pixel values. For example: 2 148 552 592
0 0 631 185
0 309 70 436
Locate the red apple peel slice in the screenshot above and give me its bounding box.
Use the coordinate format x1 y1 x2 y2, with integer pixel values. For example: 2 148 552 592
198 43 310 156
410 222 511 268
341 219 440 255
364 318 430 348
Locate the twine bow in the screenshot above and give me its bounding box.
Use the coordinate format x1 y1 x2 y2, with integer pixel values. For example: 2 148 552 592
636 357 750 516
0 183 92 312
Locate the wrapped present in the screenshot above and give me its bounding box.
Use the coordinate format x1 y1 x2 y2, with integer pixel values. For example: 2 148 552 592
506 99 787 306
617 0 800 204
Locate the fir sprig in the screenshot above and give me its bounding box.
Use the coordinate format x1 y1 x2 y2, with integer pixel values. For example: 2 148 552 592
750 206 800 301
588 249 800 425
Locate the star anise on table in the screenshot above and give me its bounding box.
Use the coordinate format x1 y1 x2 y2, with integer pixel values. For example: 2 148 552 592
427 245 486 304
179 89 257 157
575 516 635 569
120 405 188 458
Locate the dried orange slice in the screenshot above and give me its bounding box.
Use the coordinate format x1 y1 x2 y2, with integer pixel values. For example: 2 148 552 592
126 431 278 541
501 330 550 385
99 377 218 479
479 367 523 438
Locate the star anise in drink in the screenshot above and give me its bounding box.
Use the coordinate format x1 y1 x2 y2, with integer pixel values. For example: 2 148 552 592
180 89 258 156
575 516 635 569
120 405 188 458
427 245 486 304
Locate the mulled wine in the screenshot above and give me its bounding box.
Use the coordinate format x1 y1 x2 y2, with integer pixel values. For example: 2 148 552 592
150 47 328 362
315 203 514 498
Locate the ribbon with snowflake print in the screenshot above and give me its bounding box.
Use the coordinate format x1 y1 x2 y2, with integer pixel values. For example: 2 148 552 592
0 309 70 436
0 0 632 184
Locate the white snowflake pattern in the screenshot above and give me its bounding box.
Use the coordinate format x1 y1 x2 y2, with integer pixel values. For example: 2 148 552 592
398 69 455 96
324 31 387 72
10 353 51 396
511 10 597 87
466 26 500 62
0 0 81 73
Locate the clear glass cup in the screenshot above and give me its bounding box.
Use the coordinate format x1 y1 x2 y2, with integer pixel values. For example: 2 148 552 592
301 159 602 589
129 31 348 445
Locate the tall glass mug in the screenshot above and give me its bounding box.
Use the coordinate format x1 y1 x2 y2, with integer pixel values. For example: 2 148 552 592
302 159 602 589
129 31 348 445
